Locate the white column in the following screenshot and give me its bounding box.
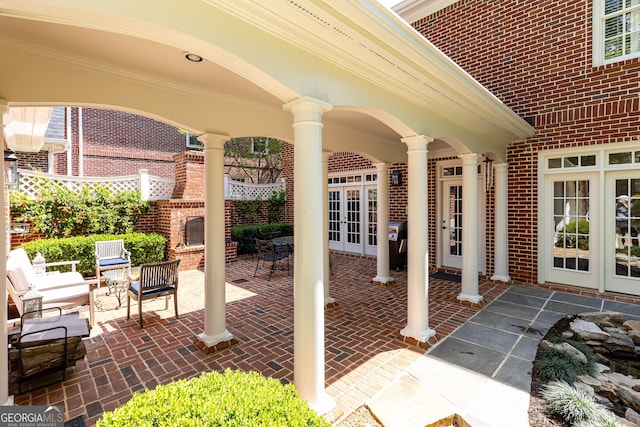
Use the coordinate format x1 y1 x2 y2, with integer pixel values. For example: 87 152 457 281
322 150 335 306
491 163 510 282
283 96 335 414
0 101 11 405
373 162 393 284
196 133 233 347
458 152 483 303
138 169 150 201
400 135 436 343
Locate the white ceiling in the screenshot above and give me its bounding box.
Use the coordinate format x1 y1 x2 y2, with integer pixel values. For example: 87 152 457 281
0 0 534 163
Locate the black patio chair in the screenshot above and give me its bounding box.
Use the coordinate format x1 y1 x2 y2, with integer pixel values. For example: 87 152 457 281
254 238 289 280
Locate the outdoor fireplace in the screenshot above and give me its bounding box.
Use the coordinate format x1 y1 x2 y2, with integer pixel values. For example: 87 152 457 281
185 216 204 246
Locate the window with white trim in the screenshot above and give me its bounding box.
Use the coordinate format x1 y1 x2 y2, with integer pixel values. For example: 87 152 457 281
185 133 201 148
594 0 640 65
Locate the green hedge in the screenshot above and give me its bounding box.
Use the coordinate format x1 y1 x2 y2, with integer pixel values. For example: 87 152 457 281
97 369 330 427
231 223 293 254
20 233 167 277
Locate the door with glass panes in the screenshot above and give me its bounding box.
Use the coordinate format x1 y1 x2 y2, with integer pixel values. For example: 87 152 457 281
328 186 362 253
606 173 640 295
546 174 598 288
438 172 486 272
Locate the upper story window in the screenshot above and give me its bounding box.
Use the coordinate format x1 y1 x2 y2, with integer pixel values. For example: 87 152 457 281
594 0 640 65
251 138 268 154
185 133 201 148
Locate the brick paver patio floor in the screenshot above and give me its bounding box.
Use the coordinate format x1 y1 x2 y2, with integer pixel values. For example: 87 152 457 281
13 254 509 425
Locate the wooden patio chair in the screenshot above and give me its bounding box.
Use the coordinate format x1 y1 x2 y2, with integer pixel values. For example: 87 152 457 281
95 240 131 287
126 259 180 328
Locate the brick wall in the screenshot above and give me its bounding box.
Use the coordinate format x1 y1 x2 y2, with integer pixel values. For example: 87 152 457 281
15 152 48 172
281 142 294 224
172 151 205 199
52 108 186 179
414 0 640 284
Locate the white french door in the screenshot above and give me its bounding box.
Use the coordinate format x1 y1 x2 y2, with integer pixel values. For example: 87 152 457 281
329 186 362 253
441 180 463 269
328 185 377 255
544 174 598 289
438 173 486 272
605 172 640 294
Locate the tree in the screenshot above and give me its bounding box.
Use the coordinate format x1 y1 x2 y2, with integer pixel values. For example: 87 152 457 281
224 136 283 184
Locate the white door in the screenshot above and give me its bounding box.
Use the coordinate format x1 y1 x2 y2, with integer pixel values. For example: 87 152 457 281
441 181 463 269
605 173 640 295
364 187 378 256
328 186 363 253
545 175 598 289
439 177 486 272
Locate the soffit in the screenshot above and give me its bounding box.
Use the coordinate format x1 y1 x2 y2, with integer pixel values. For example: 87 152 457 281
0 0 533 161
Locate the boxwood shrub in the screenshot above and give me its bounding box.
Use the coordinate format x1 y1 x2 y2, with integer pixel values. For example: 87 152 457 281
232 222 293 254
20 233 166 277
97 369 330 427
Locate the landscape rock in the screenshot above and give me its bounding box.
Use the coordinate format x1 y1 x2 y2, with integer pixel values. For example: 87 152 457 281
540 340 588 364
596 362 611 374
570 318 611 341
619 386 640 414
624 320 640 331
625 407 640 426
604 331 637 358
605 372 640 390
628 330 640 345
544 311 640 424
579 311 625 325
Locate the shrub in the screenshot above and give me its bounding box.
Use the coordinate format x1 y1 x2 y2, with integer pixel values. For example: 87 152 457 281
266 190 286 223
97 369 330 427
21 233 166 277
536 338 596 383
10 183 148 238
542 381 614 426
231 223 293 254
235 199 262 224
574 414 625 427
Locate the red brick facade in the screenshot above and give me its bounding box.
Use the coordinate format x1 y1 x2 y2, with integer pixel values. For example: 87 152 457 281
52 108 185 179
412 0 640 285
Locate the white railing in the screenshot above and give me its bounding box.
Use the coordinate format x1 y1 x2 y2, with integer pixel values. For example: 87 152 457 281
18 169 175 201
225 176 286 201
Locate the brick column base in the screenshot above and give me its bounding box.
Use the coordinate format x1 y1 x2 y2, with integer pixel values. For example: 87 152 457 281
193 337 238 354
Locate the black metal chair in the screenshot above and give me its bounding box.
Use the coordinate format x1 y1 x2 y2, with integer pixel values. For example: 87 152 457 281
254 238 289 280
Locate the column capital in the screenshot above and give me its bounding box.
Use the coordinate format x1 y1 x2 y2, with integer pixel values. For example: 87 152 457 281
283 96 333 116
458 152 482 164
494 162 508 173
373 162 389 171
198 133 228 150
401 135 433 151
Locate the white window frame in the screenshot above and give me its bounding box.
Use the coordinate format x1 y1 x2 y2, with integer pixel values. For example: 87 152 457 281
185 133 200 148
250 138 269 155
593 0 640 66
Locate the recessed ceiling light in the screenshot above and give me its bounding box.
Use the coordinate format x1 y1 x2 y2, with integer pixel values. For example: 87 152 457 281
183 52 203 63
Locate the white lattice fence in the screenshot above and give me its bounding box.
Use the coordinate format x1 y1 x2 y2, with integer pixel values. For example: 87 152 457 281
225 177 286 201
18 169 175 201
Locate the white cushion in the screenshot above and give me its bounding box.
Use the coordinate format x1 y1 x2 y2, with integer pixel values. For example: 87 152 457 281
32 272 85 291
6 249 35 292
40 284 90 304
